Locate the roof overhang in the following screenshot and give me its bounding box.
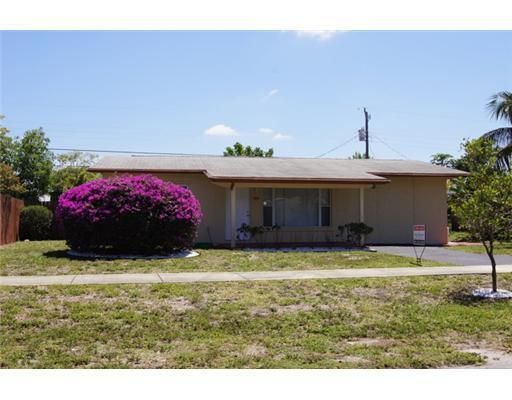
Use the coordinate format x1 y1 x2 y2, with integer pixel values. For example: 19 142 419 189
87 167 391 185
373 172 469 178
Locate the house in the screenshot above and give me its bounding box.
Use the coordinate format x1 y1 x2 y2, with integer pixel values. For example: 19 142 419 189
89 155 468 247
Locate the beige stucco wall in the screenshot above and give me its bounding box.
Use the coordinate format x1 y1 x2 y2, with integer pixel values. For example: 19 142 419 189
100 172 448 246
364 176 448 245
245 177 448 245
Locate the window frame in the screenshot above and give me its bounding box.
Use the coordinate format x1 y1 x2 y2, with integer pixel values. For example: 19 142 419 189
262 188 331 228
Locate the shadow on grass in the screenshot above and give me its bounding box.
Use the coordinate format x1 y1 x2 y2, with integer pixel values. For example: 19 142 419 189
43 250 122 261
42 250 109 261
448 289 512 306
43 250 71 259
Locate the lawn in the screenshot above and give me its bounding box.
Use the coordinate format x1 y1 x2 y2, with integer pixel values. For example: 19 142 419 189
448 231 512 255
448 243 512 255
449 231 475 242
0 241 446 276
1 274 512 368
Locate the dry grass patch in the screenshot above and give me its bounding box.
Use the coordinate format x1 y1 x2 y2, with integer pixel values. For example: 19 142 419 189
2 274 512 368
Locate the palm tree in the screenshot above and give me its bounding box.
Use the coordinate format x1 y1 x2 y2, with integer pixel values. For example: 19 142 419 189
483 91 512 171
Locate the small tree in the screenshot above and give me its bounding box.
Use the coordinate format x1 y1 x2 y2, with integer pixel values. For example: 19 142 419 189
0 116 17 167
51 151 100 193
12 128 54 203
0 119 54 202
223 142 274 157
452 138 512 292
349 151 366 160
430 153 456 168
0 163 26 197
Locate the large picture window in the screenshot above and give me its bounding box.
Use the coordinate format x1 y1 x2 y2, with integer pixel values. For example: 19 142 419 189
262 189 331 227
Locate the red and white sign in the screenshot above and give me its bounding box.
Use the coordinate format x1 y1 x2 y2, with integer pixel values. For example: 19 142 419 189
413 225 426 245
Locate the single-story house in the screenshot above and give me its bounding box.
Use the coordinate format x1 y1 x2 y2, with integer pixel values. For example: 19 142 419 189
89 155 468 247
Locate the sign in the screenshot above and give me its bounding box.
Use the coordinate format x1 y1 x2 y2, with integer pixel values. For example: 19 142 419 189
413 225 426 245
412 224 427 265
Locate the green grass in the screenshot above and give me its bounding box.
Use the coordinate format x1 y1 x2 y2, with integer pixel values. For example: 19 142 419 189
448 231 512 255
448 243 512 255
0 240 446 276
2 274 512 368
449 231 475 242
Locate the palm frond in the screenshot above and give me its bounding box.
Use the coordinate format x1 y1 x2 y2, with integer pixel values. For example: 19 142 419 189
482 127 512 171
487 91 512 124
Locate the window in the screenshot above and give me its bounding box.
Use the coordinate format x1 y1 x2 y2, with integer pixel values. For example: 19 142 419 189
262 189 331 227
262 189 273 227
320 189 330 227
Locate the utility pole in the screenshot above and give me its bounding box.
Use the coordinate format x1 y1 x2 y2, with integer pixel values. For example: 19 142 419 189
364 107 370 159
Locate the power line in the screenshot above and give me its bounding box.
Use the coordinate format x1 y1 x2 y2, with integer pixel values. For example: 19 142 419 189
49 147 196 156
371 135 409 159
316 135 358 158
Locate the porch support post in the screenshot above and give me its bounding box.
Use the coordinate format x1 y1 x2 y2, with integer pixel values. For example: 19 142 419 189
359 187 365 245
230 183 236 249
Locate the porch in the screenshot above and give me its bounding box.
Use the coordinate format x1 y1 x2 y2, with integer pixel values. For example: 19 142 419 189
222 183 371 248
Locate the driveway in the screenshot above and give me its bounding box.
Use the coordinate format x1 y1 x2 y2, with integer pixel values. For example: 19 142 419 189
372 245 512 266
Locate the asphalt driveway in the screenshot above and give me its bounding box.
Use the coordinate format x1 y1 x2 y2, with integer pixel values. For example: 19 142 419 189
372 245 512 266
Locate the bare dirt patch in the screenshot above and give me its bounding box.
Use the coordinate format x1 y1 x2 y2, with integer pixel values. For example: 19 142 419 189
164 297 197 313
244 344 267 358
250 303 314 316
347 256 370 261
347 338 394 347
351 287 390 300
335 355 368 364
459 348 512 368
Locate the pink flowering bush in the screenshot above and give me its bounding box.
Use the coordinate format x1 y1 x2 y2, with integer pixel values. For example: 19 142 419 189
56 175 202 254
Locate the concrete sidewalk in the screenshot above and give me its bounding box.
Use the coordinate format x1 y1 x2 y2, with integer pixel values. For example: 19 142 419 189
2 264 512 286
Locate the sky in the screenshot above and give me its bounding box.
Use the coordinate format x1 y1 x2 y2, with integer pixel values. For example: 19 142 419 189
1 30 511 161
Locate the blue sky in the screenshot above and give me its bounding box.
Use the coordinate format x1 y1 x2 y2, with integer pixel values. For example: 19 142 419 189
1 30 511 161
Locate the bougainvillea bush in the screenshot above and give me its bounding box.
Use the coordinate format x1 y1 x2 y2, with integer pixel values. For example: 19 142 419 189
56 175 202 254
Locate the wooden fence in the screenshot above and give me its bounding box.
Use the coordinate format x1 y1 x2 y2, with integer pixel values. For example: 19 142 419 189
0 194 24 245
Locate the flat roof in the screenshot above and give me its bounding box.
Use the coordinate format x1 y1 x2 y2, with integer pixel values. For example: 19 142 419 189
89 155 468 183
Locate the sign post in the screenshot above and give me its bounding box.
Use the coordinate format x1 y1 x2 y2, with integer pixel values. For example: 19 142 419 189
412 225 426 265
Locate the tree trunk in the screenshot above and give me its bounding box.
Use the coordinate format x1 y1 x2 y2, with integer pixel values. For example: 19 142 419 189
483 240 498 292
482 240 498 292
490 254 498 292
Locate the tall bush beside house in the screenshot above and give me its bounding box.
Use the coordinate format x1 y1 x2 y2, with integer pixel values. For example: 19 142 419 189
19 205 53 240
56 175 202 254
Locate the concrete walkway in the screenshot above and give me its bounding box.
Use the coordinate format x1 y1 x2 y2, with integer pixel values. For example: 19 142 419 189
372 245 512 266
1 264 512 286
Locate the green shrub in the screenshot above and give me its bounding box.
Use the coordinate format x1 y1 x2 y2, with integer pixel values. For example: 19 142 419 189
19 206 53 240
337 222 374 246
56 175 202 254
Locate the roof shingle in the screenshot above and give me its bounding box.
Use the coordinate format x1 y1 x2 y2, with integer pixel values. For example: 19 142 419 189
89 155 468 183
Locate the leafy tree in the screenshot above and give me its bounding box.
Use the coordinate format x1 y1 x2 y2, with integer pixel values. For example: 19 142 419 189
223 142 274 157
483 91 512 171
430 152 466 231
0 115 17 167
451 138 512 292
430 153 456 168
51 151 99 193
0 163 26 197
0 118 54 202
349 151 366 159
13 128 54 203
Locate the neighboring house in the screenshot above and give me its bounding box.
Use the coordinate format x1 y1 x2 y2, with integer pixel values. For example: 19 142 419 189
89 155 467 247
